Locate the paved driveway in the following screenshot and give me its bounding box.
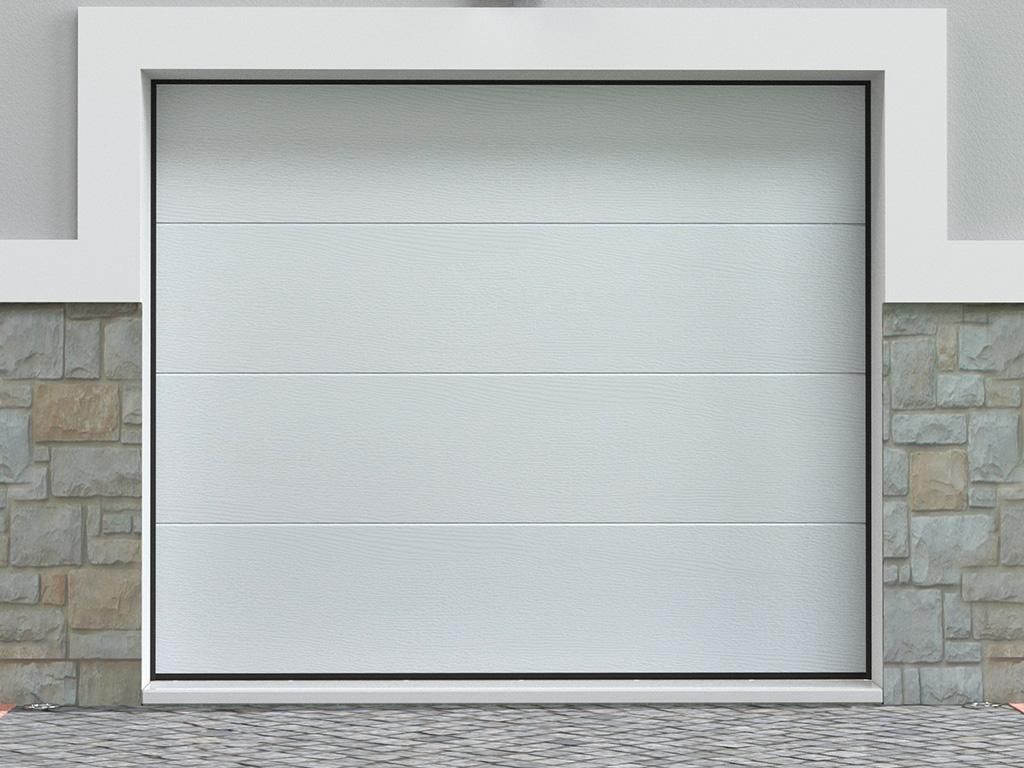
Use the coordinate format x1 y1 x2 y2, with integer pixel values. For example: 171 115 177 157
1 704 1022 767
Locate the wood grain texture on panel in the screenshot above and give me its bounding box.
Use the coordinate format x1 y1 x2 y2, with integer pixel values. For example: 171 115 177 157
155 373 866 524
155 522 867 675
156 84 865 223
156 224 866 373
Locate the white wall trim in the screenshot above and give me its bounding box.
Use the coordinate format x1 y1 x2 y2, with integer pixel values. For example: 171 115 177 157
3 7 1020 302
143 679 883 705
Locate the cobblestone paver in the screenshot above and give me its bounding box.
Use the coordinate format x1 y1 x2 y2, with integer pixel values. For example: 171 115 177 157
1 704 1022 767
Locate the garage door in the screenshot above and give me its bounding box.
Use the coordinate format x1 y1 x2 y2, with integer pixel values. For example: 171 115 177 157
153 83 868 678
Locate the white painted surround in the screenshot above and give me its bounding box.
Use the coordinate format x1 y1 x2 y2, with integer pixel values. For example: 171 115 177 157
7 6 1011 703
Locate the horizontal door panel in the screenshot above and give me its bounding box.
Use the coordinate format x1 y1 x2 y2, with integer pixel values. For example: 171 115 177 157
156 84 865 223
156 224 866 374
155 374 866 524
154 523 866 675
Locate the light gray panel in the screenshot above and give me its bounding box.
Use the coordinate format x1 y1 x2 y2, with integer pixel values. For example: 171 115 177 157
155 84 865 223
155 373 866 524
154 522 866 675
156 224 866 373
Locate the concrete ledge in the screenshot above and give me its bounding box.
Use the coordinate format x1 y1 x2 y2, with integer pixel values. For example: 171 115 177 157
143 679 883 705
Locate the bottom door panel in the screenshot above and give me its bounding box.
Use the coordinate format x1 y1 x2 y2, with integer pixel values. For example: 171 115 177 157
155 523 866 676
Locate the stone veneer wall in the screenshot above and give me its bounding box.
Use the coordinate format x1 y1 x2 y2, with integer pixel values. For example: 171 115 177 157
0 304 141 705
3 301 1024 705
884 304 1024 704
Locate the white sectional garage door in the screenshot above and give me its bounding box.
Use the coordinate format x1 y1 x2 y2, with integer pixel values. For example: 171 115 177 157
153 83 868 678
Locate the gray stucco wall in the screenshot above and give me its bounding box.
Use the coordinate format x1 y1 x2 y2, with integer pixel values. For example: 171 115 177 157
2 0 1024 241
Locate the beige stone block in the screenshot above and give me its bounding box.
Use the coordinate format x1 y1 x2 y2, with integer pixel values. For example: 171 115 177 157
983 659 1024 703
910 450 968 510
40 574 66 606
77 660 141 706
33 382 120 442
68 567 140 630
936 324 958 370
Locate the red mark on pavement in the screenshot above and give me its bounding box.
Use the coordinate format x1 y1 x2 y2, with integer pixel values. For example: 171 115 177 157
1008 703 1024 715
0 704 14 719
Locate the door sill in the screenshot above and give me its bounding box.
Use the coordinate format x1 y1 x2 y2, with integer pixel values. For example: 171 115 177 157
143 678 882 704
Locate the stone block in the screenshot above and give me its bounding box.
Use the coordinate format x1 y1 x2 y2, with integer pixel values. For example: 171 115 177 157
936 373 984 407
968 485 997 508
40 574 66 606
910 513 997 585
902 667 921 704
882 382 891 441
962 569 1024 603
983 659 1024 703
103 317 141 380
0 573 39 604
1000 484 1024 501
69 630 141 659
883 501 909 557
973 604 1024 639
101 511 133 534
883 447 908 496
0 662 76 705
9 505 83 566
8 464 47 502
918 666 983 705
0 382 32 408
883 666 902 705
910 450 967 510
1002 506 1024 566
66 303 138 320
883 563 899 584
0 605 66 658
65 319 101 379
891 414 966 445
0 534 7 566
890 337 936 409
121 383 142 425
51 446 141 497
883 588 943 662
944 641 982 663
0 409 31 482
944 592 972 639
960 313 1024 375
967 411 1020 482
87 537 141 565
121 425 141 444
77 660 140 706
68 567 141 630
899 564 911 583
0 306 63 379
936 325 958 370
32 446 49 463
986 379 1023 407
884 305 960 336
32 382 120 442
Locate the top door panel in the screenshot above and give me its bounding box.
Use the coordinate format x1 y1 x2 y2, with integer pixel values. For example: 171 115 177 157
155 84 865 224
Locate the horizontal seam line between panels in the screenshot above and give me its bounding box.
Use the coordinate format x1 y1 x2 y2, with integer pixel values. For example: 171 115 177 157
154 371 868 376
154 522 868 527
154 221 868 226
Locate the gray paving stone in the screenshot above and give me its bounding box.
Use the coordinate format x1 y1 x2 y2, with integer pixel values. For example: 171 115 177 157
2 703 1023 767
